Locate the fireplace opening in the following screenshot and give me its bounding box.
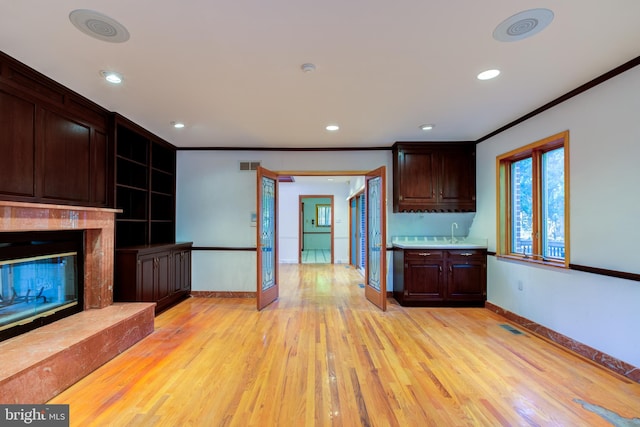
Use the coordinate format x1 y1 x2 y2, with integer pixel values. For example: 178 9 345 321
0 230 84 342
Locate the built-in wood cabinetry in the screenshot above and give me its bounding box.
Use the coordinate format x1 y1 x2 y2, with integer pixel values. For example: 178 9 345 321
0 51 111 207
392 142 476 212
0 50 190 313
113 114 176 248
112 114 192 312
393 248 487 306
115 243 192 313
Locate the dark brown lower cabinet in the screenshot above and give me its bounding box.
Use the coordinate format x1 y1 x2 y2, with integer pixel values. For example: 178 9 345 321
393 248 486 307
115 242 192 313
173 246 192 294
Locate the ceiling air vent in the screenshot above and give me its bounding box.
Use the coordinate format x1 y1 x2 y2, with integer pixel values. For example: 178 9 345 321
239 161 261 171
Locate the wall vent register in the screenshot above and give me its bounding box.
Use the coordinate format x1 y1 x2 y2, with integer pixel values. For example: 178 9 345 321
239 161 261 171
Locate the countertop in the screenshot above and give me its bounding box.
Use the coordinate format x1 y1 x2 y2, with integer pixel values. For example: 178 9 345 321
392 236 488 249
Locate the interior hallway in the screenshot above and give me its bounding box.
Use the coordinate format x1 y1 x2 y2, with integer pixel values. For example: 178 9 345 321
50 264 640 426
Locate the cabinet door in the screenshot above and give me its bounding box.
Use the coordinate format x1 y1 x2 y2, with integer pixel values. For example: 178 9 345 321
138 254 157 302
0 90 36 197
446 251 486 300
439 145 476 209
172 248 192 294
404 251 445 300
395 147 438 208
42 109 91 202
173 250 183 293
155 251 172 301
180 250 191 292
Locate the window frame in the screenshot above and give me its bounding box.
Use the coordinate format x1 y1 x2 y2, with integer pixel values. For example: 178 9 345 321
496 131 570 268
316 204 332 227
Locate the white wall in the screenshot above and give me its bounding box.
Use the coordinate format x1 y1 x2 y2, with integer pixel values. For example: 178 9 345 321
471 65 640 367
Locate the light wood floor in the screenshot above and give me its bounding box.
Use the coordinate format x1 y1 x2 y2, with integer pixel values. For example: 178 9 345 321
50 264 640 426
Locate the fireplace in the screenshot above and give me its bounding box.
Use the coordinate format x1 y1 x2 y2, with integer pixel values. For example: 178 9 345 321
0 200 118 310
0 201 155 404
0 230 85 341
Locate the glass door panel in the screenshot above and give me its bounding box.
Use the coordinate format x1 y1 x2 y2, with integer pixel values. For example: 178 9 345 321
365 166 387 311
257 167 279 310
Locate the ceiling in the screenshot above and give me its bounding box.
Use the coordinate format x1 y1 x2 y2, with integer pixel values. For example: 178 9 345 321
2 1 640 149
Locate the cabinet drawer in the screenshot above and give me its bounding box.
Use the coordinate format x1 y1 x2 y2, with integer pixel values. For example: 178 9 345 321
405 250 444 260
446 249 485 258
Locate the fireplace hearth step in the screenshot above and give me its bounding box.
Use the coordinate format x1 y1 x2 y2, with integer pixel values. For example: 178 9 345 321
0 302 155 404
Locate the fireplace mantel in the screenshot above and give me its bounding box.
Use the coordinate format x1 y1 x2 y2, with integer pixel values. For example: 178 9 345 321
0 201 121 309
0 202 156 404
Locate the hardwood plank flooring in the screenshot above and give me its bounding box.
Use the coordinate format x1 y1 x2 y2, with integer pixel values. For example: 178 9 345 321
50 264 640 426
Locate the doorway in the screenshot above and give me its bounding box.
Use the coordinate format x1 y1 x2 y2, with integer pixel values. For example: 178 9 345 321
300 195 334 264
257 168 387 311
349 192 366 274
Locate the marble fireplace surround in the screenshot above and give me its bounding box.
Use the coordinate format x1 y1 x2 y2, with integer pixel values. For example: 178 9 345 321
0 201 155 403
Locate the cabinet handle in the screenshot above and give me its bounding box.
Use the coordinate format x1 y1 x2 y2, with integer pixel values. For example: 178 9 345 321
439 266 442 272
449 265 452 273
417 252 431 256
460 252 474 256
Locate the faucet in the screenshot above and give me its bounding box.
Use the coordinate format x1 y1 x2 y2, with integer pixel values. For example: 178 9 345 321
451 222 458 243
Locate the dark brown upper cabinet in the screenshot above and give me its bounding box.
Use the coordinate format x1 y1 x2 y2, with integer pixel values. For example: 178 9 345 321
0 89 36 198
392 142 476 212
0 51 112 207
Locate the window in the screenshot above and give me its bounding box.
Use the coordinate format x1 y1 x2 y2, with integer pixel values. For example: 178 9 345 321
496 131 569 266
316 204 331 227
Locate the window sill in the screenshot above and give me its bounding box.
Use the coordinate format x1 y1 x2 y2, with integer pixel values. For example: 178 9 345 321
496 254 568 269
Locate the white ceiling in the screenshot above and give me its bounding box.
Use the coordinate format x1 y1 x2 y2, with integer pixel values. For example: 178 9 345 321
2 1 640 149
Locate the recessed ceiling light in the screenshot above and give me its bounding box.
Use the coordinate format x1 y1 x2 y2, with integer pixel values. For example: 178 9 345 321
326 125 339 131
171 121 185 129
101 70 123 84
477 69 501 80
493 8 554 42
301 63 316 73
420 124 435 131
